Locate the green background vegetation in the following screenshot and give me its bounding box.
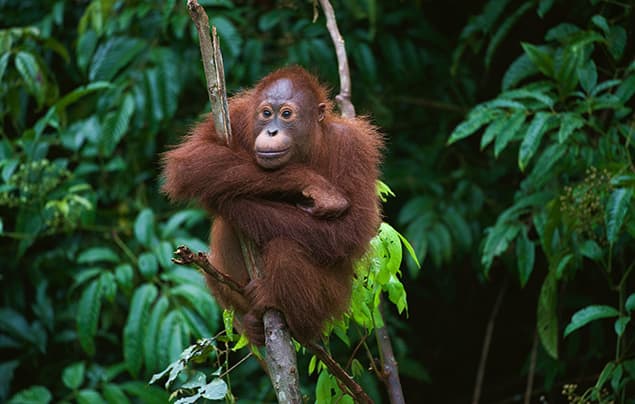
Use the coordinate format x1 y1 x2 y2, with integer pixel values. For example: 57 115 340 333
1 0 634 402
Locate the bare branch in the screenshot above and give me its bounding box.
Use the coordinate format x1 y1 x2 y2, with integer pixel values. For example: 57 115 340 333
318 0 355 118
308 342 374 404
376 307 405 404
186 0 231 145
264 311 302 403
172 245 243 294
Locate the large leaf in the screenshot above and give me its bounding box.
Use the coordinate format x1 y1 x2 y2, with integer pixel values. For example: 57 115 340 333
564 305 620 337
605 188 633 244
89 37 146 81
76 279 103 356
537 273 558 359
516 227 535 287
518 112 552 171
123 284 158 377
15 51 45 106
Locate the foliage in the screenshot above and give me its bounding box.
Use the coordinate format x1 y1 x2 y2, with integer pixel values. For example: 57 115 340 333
449 0 635 400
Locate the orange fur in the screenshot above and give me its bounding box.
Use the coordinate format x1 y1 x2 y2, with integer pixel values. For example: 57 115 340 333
162 66 383 344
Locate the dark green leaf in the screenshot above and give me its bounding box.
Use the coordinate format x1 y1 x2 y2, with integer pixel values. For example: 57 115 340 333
626 293 635 312
615 75 635 103
77 279 103 356
124 284 158 377
521 43 553 77
615 317 630 337
62 362 85 390
607 26 626 60
485 2 531 68
138 253 158 280
579 239 603 261
143 296 169 374
77 389 107 404
564 305 620 337
77 247 119 264
8 386 52 404
101 94 135 156
15 51 45 106
605 188 633 244
596 362 616 390
447 107 499 144
102 384 130 404
557 113 584 143
134 208 156 247
537 273 558 359
577 60 597 93
537 0 554 17
591 15 609 35
516 227 535 287
494 110 526 157
502 53 539 90
89 37 146 81
0 53 10 83
519 112 552 171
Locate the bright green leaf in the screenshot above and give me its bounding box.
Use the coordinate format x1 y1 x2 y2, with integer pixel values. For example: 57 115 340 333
62 362 85 390
8 386 52 404
564 305 620 337
77 247 119 264
134 208 156 247
77 389 107 404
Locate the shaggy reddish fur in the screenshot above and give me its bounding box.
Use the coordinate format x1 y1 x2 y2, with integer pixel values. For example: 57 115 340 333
162 66 383 344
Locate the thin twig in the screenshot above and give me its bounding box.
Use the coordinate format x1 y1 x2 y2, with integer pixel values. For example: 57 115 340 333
524 331 538 404
318 0 355 118
172 245 243 294
376 303 405 404
308 342 374 404
472 277 509 404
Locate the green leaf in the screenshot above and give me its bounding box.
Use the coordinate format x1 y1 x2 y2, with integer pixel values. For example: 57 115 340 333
615 75 635 103
138 253 158 280
596 362 616 390
537 0 554 17
564 305 620 337
480 114 510 150
605 188 633 244
0 52 10 83
15 51 46 106
615 317 630 337
102 384 130 404
607 26 626 60
89 37 146 81
144 296 169 373
577 60 597 94
101 94 135 156
447 107 499 144
77 389 107 404
124 284 158 377
62 362 86 390
134 208 156 247
516 227 535 287
494 110 526 157
579 239 603 261
518 112 552 171
626 293 635 312
537 273 558 359
591 15 609 35
55 82 111 114
485 2 532 68
77 247 119 264
557 113 584 143
201 379 228 400
502 53 539 91
521 43 553 77
482 223 522 273
8 386 52 404
77 279 103 356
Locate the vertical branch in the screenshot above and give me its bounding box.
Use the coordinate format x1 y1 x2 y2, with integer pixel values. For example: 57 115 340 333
317 0 355 118
185 1 300 402
317 1 405 402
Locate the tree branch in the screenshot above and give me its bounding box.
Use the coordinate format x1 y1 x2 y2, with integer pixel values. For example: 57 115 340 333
318 0 355 118
308 342 374 404
172 245 243 294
